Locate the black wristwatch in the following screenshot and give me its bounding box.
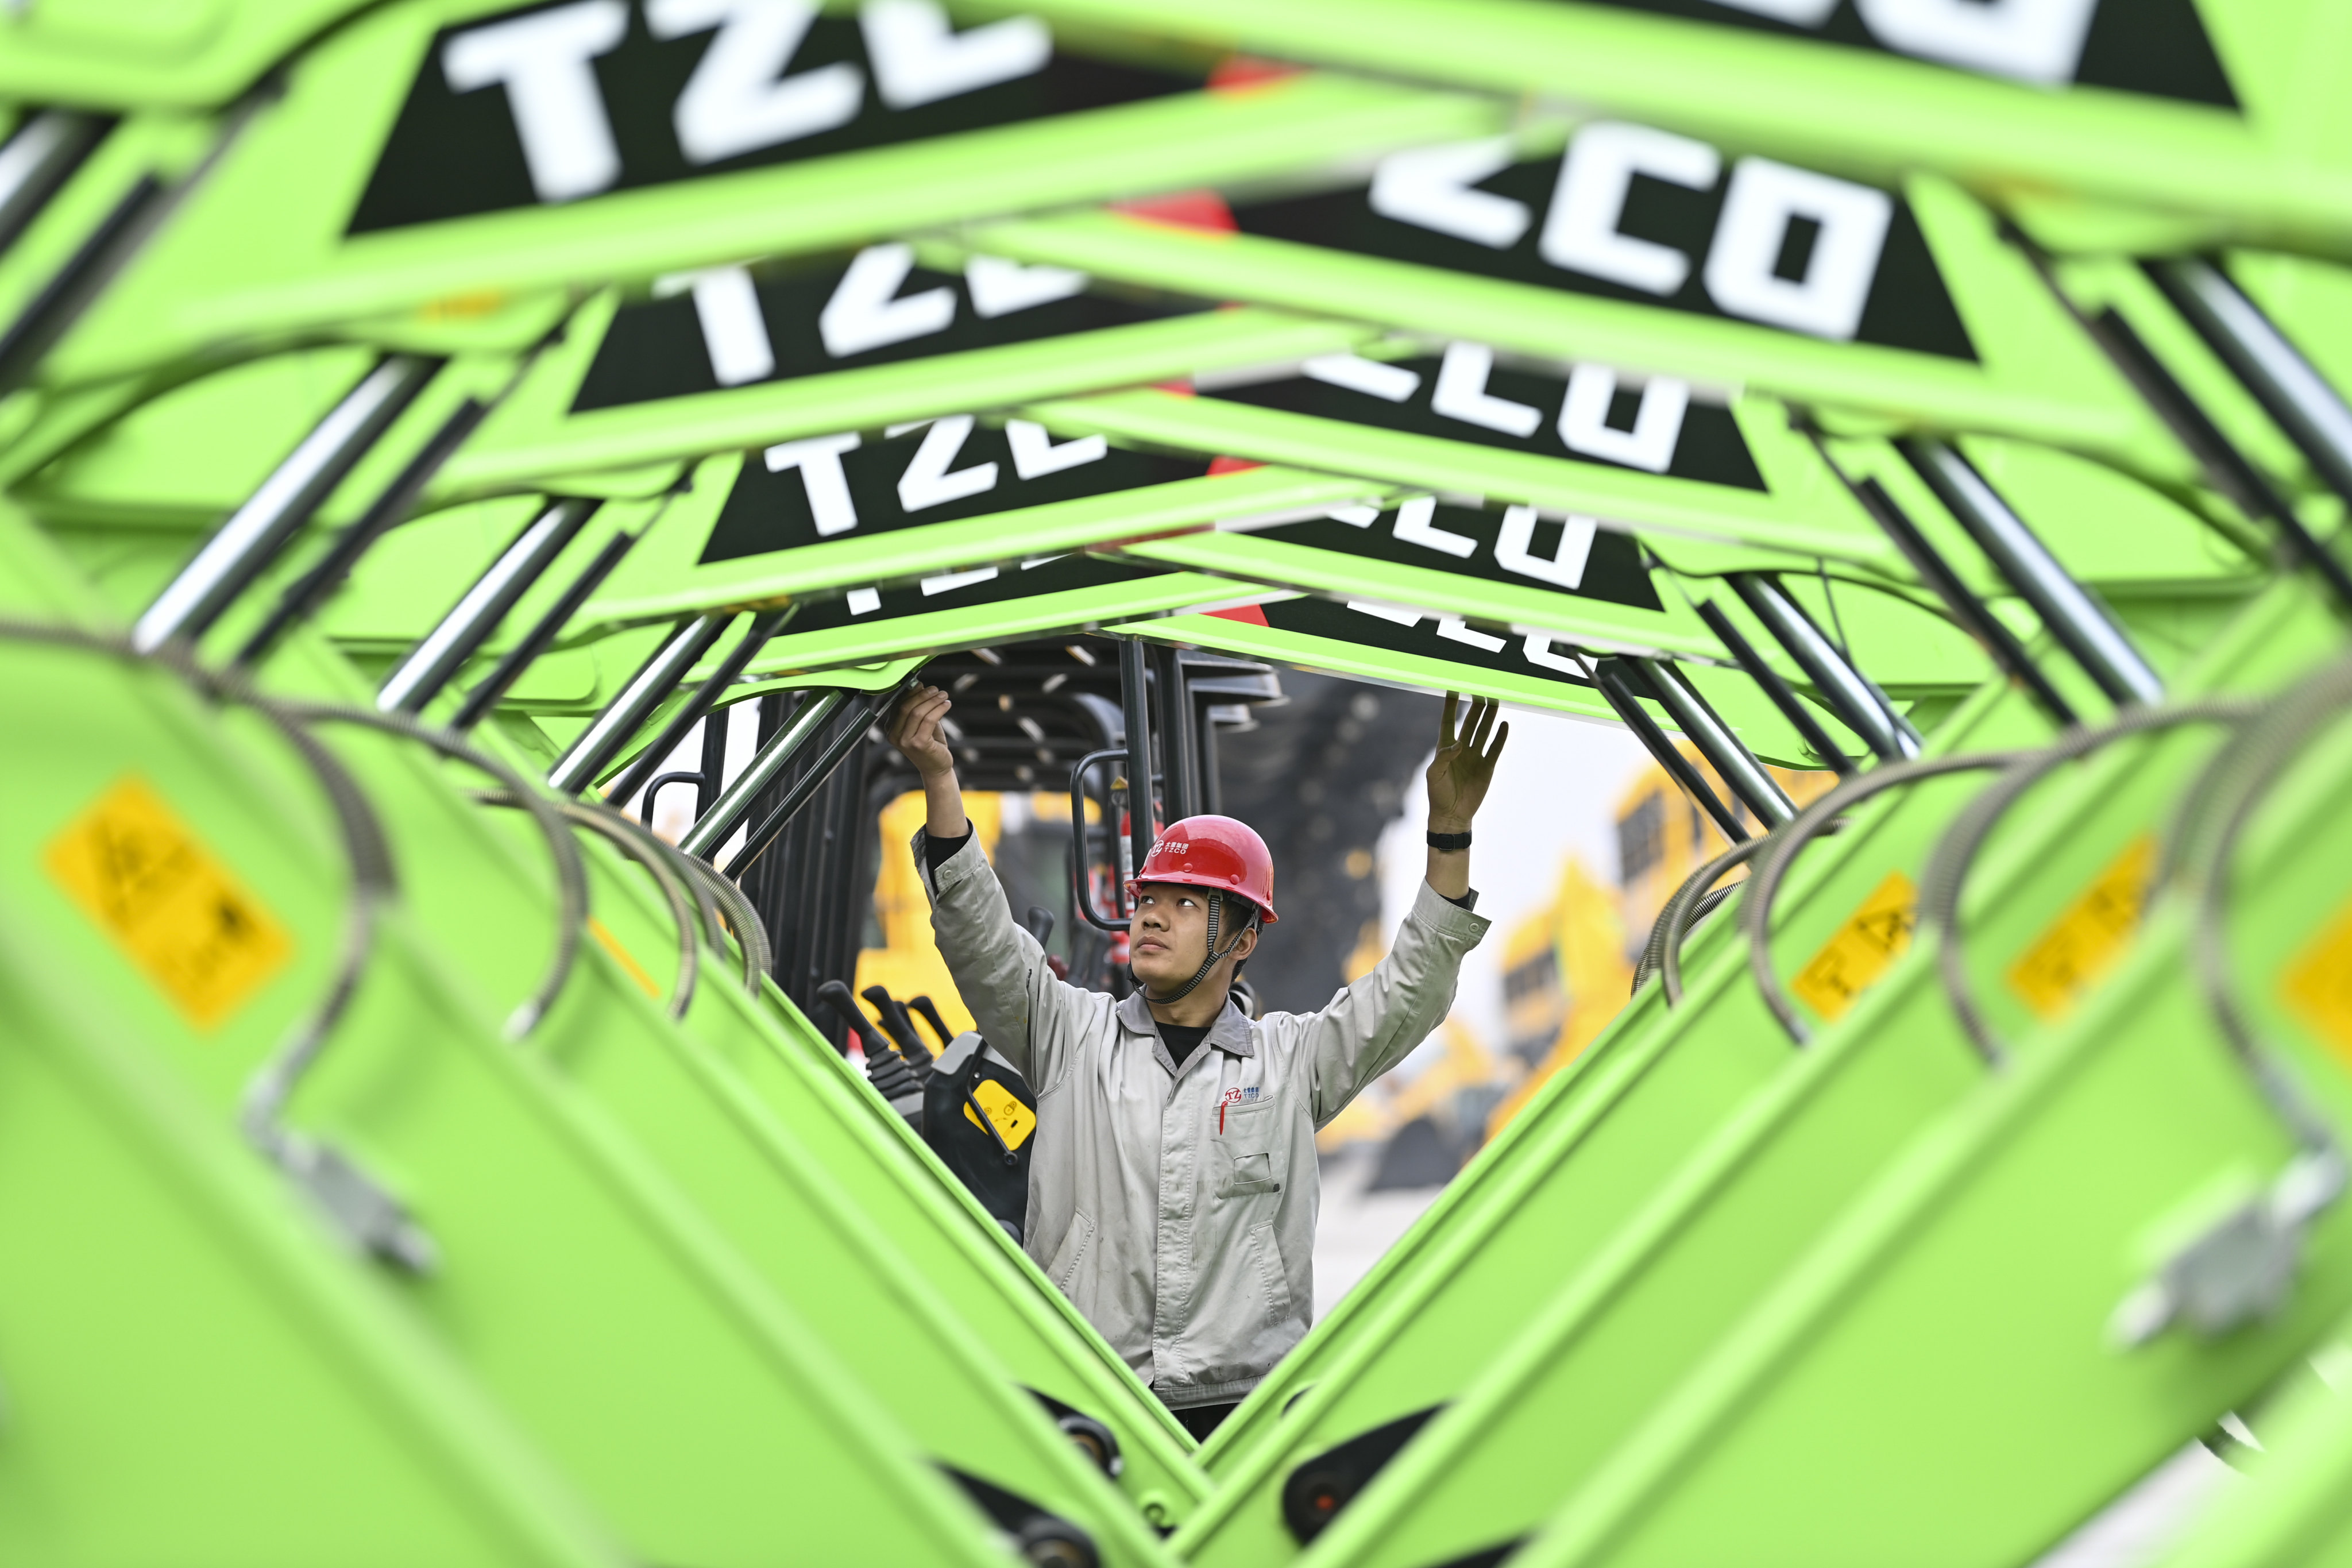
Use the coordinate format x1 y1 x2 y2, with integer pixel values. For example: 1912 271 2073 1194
1426 829 1472 852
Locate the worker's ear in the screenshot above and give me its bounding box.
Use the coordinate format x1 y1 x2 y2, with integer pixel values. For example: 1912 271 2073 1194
1229 913 1260 963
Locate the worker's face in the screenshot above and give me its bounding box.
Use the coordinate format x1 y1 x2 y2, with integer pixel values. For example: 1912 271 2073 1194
1129 885 1258 988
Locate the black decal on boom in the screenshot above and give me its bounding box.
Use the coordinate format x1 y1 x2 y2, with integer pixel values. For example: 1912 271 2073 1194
1255 597 1598 689
573 253 1205 410
1233 159 1975 361
1250 503 1665 612
788 553 1158 632
352 3 1192 233
1208 354 1767 489
699 421 1206 563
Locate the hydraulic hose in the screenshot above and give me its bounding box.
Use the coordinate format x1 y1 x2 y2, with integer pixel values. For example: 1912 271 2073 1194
661 821 731 963
2096 653 2352 1344
679 849 771 994
274 698 586 1041
476 789 700 1021
1918 697 2261 1068
2174 653 2352 1164
485 786 773 1002
1741 748 2035 1044
1634 832 1770 1006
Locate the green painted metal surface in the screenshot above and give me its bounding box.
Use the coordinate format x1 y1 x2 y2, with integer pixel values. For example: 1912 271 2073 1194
1511 682 2352 1568
250 633 1202 1556
445 704 1214 1521
1276 583 2342 1568
1160 659 2065 1566
0 893 626 1567
447 272 1368 493
2159 1321 2352 1567
971 171 2182 472
10 3 2352 1559
24 488 1216 1529
0 506 1038 1565
0 0 369 108
574 443 1372 634
1028 384 1901 571
39 2 1496 386
984 0 2352 255
1165 583 2249 1546
0 111 218 341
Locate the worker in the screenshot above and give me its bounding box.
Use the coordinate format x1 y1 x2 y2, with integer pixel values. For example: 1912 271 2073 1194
886 682 1505 1439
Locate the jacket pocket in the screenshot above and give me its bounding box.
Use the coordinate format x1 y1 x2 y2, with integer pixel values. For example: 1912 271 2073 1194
1248 1221 1293 1330
1047 1210 1095 1295
1218 1150 1283 1198
1215 1099 1286 1198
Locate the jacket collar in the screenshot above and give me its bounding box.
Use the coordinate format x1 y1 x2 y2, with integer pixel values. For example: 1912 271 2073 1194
1115 990 1258 1060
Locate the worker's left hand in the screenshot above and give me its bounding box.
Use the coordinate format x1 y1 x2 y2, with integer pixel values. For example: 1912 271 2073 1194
1427 693 1508 832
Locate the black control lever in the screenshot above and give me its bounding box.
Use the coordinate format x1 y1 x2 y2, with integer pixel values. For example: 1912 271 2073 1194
818 980 887 1058
906 994 955 1051
861 984 936 1076
818 979 923 1115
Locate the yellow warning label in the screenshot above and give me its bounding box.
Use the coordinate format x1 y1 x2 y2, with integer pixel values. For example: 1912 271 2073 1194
589 917 661 999
964 1077 1037 1151
2283 898 2352 1064
2006 834 2155 1020
1790 870 1916 1023
44 776 292 1028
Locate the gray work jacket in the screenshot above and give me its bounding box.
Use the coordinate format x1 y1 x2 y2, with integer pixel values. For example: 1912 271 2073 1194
918 829 1489 1408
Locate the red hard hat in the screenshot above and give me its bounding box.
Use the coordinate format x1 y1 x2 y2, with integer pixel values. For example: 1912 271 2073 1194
1128 814 1278 924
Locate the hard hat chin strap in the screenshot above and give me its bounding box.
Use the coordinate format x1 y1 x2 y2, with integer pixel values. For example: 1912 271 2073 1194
1140 893 1257 1006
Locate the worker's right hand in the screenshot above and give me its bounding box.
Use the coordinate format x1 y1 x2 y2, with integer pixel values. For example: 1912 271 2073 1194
888 683 959 781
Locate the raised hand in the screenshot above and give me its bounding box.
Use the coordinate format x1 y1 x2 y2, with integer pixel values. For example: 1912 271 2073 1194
887 683 957 781
1426 692 1508 833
